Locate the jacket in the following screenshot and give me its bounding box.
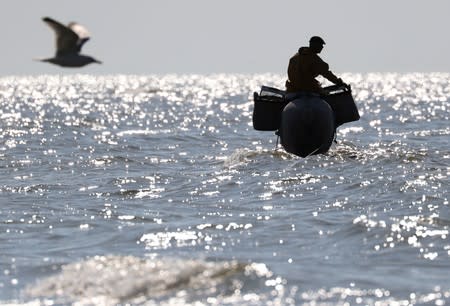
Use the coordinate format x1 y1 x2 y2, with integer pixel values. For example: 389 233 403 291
285 47 341 93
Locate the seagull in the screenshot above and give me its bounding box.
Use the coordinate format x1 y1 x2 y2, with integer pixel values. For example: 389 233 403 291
36 17 102 67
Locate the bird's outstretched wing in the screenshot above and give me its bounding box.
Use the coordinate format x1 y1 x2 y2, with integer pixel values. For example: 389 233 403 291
42 17 80 56
68 22 90 39
68 22 91 52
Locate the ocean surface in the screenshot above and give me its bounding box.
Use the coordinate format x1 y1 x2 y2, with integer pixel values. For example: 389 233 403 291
0 73 449 305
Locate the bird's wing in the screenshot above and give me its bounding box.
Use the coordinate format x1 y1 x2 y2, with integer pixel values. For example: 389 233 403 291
68 22 90 40
42 17 79 56
68 22 91 52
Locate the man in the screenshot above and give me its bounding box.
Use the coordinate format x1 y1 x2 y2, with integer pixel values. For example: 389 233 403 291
285 36 346 95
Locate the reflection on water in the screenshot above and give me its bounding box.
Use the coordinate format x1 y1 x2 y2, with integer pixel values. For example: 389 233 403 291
0 73 449 304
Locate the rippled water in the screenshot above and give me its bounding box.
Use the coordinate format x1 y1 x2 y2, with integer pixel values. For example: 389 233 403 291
0 73 449 305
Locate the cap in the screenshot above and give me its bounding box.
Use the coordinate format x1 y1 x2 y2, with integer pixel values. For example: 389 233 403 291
309 36 326 45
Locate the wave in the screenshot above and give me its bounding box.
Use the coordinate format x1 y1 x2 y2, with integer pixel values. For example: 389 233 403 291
24 255 286 305
17 253 450 305
222 147 292 169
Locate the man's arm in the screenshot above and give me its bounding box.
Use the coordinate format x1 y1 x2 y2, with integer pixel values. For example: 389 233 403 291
322 70 344 85
315 56 345 85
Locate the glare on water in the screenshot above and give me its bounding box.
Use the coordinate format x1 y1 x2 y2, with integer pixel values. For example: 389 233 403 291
0 73 449 305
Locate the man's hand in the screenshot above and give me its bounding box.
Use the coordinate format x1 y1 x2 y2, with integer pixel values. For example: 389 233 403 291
337 78 351 90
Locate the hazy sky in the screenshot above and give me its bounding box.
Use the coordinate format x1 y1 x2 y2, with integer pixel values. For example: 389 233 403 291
2 0 450 75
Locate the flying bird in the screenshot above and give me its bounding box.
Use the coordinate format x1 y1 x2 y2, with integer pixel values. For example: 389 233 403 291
36 17 102 67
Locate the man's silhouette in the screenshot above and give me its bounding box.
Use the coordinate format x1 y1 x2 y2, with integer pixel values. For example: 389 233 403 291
285 36 346 95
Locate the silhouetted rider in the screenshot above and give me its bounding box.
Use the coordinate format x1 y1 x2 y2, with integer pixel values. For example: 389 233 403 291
285 36 347 95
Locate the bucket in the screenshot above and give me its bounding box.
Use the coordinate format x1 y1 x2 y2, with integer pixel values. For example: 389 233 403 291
252 86 288 131
323 86 360 127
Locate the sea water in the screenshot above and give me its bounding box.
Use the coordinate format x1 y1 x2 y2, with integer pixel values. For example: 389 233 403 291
0 73 449 305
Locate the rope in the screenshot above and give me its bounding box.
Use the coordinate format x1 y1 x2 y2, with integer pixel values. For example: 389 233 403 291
275 132 280 150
